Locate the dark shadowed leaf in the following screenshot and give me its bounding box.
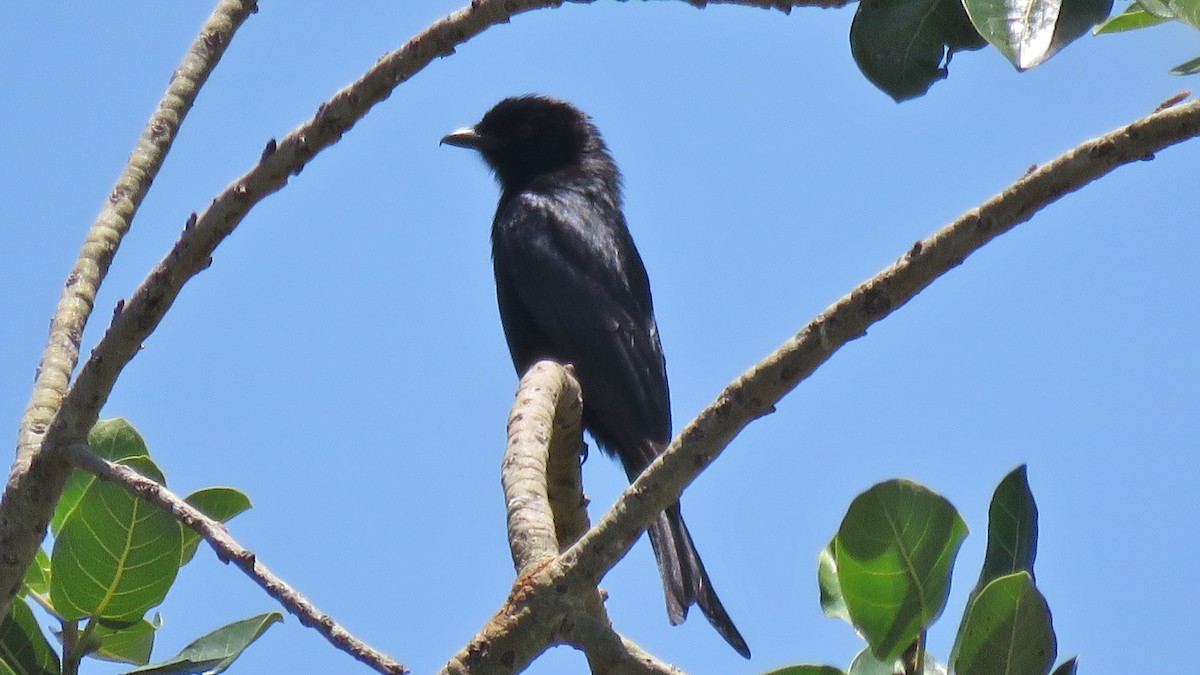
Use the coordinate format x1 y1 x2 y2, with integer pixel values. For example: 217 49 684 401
952 572 1056 675
979 465 1038 583
834 479 967 661
126 612 283 675
1051 655 1080 675
850 0 986 100
1171 54 1200 73
0 599 60 675
951 465 1040 665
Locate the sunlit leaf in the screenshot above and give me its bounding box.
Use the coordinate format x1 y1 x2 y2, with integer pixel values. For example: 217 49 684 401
53 418 153 534
1094 2 1168 31
952 572 1056 675
817 543 851 623
91 617 157 665
50 456 182 622
834 479 967 661
180 488 253 565
964 0 1112 69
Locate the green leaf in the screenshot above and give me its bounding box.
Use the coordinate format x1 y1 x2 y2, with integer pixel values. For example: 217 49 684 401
21 549 51 598
951 465 1040 665
180 488 252 565
979 465 1039 585
1147 0 1200 25
850 0 987 101
1094 2 1169 30
847 648 900 675
952 572 1056 675
1137 0 1178 17
1051 655 1079 675
834 479 967 661
54 418 153 534
762 666 846 675
0 599 61 675
126 612 283 675
50 456 182 622
817 543 851 623
1171 53 1200 74
91 617 157 665
963 0 1112 69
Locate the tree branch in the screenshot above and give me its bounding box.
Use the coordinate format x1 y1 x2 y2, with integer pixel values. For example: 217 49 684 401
502 361 586 570
63 443 408 675
0 0 258 616
445 362 679 674
559 96 1200 591
2 0 858 645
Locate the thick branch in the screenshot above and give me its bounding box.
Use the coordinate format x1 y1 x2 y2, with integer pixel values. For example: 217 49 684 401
64 444 407 675
446 363 673 674
502 361 585 571
1 0 258 615
560 97 1200 590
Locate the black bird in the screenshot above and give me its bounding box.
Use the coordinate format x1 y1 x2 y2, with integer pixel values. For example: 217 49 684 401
442 95 749 658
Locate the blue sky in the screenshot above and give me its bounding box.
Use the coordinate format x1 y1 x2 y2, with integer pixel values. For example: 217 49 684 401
2 3 1197 674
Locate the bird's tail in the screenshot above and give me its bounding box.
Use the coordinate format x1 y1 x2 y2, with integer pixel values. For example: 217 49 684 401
646 503 751 658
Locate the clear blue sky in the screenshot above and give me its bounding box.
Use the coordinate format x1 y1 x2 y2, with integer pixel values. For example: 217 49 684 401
2 3 1197 674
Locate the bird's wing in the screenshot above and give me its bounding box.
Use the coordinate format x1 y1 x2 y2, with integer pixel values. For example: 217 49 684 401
492 189 671 457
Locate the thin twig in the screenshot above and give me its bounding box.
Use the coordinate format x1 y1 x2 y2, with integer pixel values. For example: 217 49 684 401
1 0 259 616
64 444 408 675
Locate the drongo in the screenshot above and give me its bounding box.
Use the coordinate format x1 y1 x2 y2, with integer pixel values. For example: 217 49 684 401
442 95 749 658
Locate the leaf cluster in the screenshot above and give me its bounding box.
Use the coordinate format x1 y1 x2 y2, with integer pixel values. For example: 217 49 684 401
850 0 1197 99
0 419 275 675
769 466 1078 675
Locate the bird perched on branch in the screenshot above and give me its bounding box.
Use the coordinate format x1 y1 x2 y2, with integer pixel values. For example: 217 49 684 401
442 94 749 658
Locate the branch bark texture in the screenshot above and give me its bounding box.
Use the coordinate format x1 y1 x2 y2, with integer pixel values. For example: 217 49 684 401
1 0 258 615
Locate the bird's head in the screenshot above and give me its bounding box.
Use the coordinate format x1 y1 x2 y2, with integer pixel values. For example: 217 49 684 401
442 95 602 190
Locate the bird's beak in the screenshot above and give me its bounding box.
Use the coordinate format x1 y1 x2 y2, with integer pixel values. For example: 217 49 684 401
440 127 496 151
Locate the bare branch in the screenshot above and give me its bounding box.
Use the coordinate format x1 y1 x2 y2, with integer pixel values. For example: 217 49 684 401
64 443 408 675
560 97 1200 590
502 362 586 570
445 362 679 674
0 0 258 616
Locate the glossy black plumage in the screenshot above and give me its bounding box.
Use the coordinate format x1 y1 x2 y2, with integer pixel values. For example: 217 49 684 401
443 95 749 658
